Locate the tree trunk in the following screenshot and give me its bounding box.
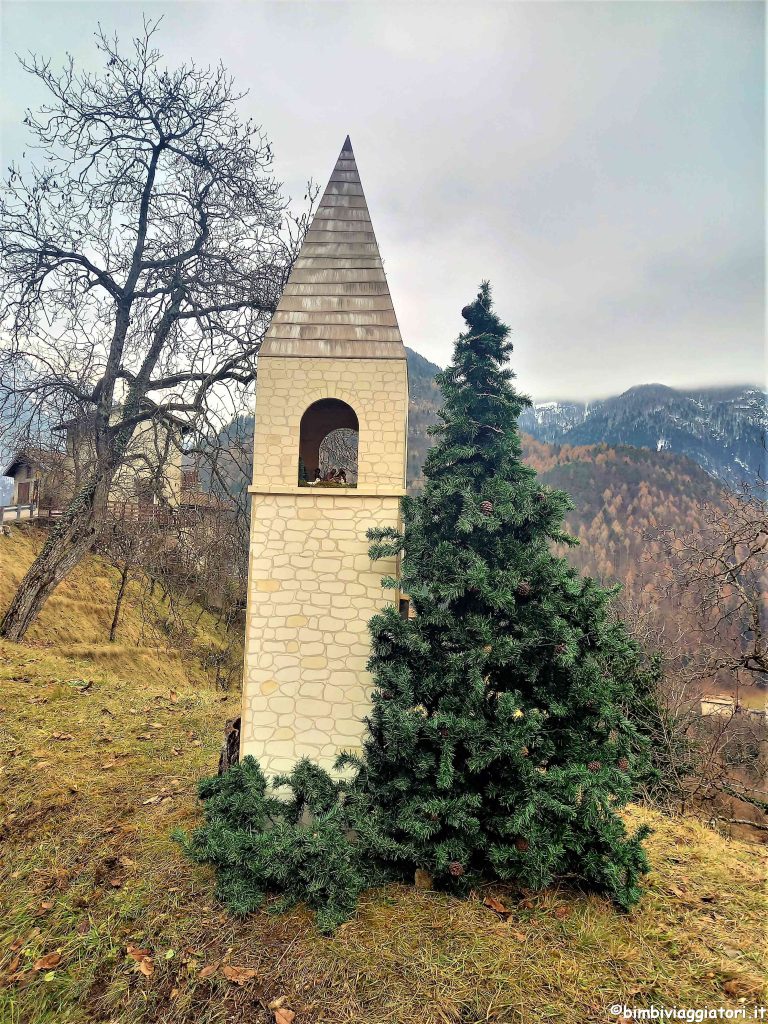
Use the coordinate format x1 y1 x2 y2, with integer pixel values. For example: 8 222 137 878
218 717 241 775
109 561 131 643
0 474 109 642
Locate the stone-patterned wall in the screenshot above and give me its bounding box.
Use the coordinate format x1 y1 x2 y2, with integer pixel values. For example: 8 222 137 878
242 353 408 778
241 492 401 776
251 356 407 494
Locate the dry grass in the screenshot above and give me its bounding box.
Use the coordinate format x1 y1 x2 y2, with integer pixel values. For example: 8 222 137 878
0 525 766 1023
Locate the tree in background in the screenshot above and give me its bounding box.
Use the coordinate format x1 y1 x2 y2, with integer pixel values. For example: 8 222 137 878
0 21 311 641
354 282 653 909
636 486 768 830
656 485 767 692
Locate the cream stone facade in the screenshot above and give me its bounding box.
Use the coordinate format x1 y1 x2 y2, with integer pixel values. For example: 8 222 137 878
241 137 409 777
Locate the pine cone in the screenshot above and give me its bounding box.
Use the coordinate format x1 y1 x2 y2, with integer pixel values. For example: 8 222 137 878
555 643 568 656
617 757 630 771
480 500 494 515
461 305 473 320
516 581 532 599
379 690 392 700
439 726 450 738
514 837 530 852
448 860 465 877
587 760 602 772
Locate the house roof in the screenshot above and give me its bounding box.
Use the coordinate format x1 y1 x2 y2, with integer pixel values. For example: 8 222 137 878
260 136 406 361
2 447 65 478
53 403 191 434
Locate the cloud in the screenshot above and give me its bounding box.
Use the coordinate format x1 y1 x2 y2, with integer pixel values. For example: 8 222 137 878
1 0 763 399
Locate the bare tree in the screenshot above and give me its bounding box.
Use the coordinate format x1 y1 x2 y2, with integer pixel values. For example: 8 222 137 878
0 20 312 640
628 489 768 833
654 484 768 692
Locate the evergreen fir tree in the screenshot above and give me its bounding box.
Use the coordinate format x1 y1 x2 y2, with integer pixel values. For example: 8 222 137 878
350 282 652 909
180 282 653 928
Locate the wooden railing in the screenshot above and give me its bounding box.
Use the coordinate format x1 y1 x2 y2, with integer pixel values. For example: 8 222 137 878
1 499 222 529
0 503 63 524
103 501 179 527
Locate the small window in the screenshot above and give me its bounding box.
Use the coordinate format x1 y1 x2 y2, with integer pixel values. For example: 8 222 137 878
298 399 359 487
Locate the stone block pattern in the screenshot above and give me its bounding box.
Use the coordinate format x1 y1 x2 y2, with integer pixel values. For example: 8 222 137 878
241 492 400 777
252 356 408 494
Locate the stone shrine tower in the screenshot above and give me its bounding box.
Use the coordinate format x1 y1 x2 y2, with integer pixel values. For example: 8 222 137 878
241 137 409 777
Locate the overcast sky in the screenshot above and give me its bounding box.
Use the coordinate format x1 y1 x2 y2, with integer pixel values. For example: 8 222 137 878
1 1 764 400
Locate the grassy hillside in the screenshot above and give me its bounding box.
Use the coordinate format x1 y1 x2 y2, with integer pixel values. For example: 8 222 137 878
1 527 766 1023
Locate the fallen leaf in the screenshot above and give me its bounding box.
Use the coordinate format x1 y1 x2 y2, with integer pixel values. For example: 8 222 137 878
33 901 53 917
119 856 135 868
170 987 179 998
221 964 257 985
137 734 152 741
9 938 24 951
109 878 122 888
269 996 287 1009
198 961 221 979
6 969 33 986
554 906 571 920
137 958 153 977
275 1010 295 1024
169 691 179 703
126 945 151 963
7 956 20 973
722 976 764 999
510 930 527 941
50 732 73 741
483 895 511 919
33 952 61 971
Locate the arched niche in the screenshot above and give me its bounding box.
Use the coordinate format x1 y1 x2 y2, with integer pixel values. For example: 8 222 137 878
298 398 359 487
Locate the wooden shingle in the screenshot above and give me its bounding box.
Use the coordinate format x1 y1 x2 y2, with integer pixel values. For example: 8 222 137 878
260 138 406 360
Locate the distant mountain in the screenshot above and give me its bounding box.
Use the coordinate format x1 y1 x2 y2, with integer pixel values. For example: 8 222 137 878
521 433 724 585
518 384 766 490
403 352 765 491
405 348 443 488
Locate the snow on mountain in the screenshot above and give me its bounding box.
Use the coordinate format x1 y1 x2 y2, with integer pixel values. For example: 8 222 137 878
518 383 766 489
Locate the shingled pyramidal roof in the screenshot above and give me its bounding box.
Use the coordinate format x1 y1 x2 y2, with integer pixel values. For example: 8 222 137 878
260 136 406 360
